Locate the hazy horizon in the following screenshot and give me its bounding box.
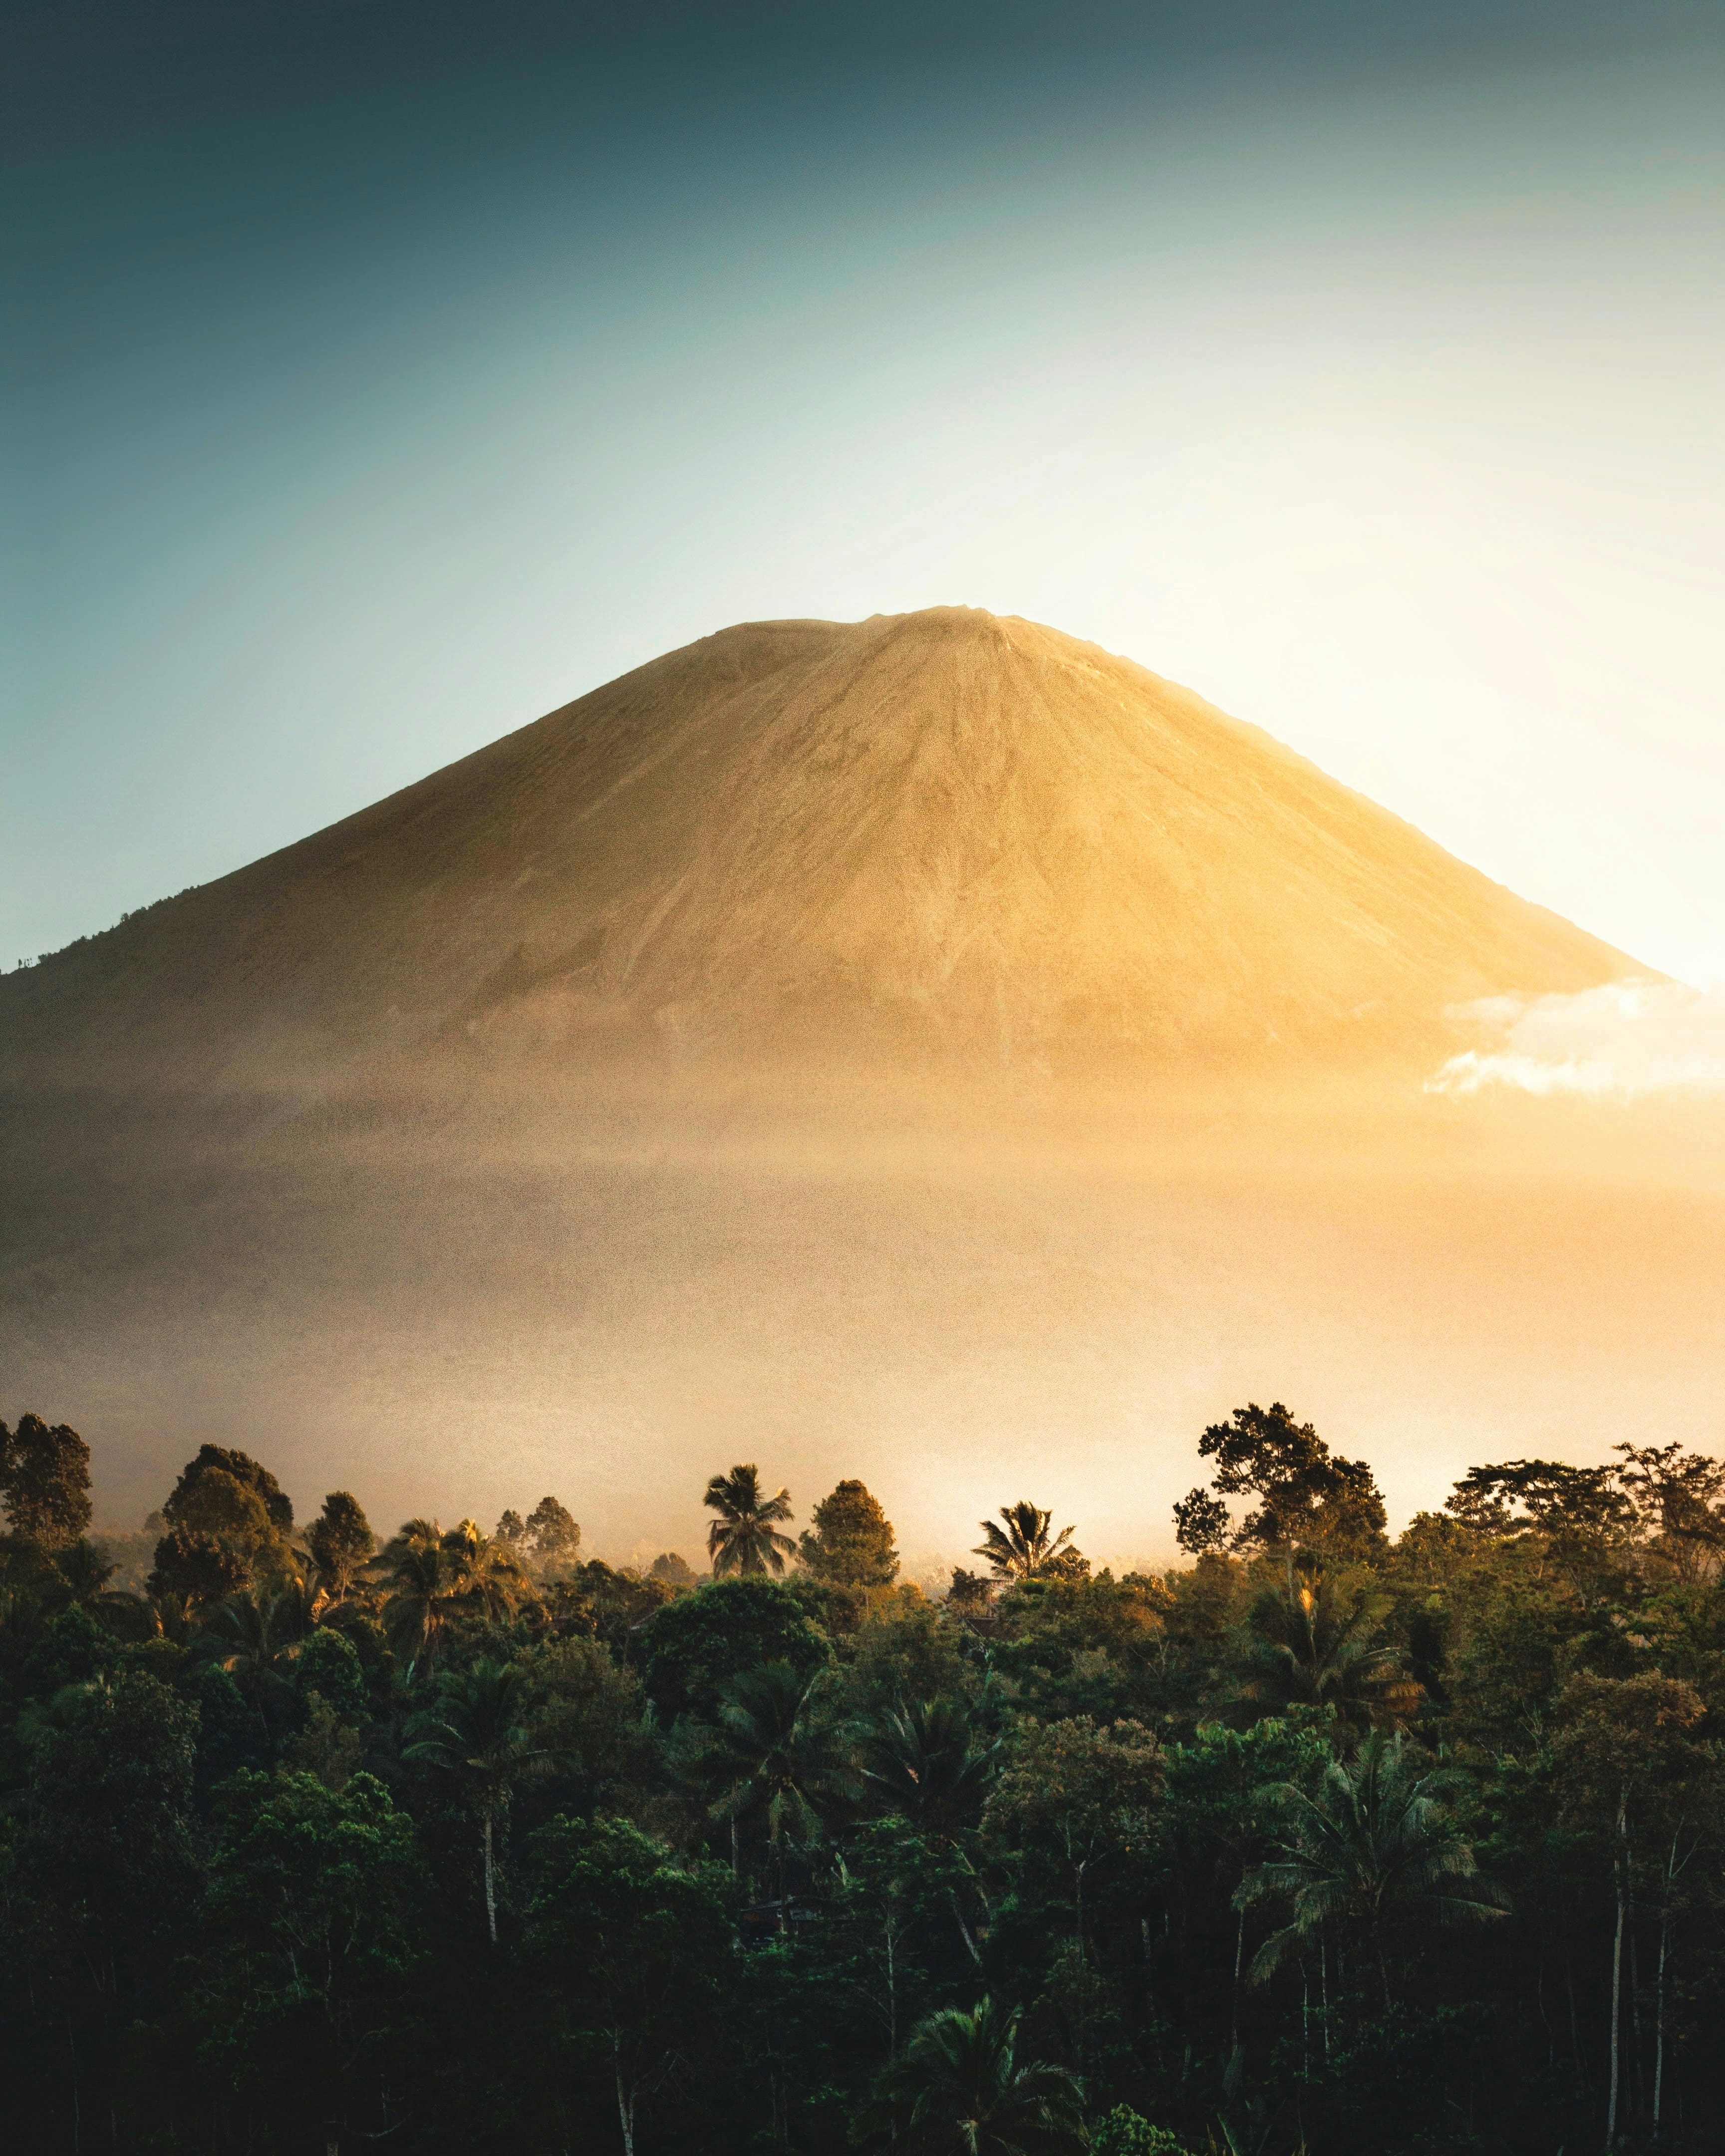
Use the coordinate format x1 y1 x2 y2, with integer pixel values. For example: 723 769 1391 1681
57 1070 1725 1566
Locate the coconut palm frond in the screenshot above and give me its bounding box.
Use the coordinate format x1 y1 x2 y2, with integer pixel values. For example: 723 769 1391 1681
704 1465 798 1577
1238 1730 1507 2006
972 1501 1081 1583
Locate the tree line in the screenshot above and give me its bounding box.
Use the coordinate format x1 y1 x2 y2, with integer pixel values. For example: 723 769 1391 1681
1 1404 1722 2153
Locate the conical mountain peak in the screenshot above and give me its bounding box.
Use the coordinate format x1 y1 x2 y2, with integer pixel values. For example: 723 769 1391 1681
2 608 1635 1083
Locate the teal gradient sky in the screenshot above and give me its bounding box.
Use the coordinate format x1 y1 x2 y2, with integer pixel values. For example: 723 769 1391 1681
7 1 1724 980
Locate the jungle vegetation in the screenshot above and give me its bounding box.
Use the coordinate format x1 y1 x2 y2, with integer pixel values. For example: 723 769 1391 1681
1 1404 1723 2154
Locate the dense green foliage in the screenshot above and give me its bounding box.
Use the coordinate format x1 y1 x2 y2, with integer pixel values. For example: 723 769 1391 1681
1 1425 1723 2153
1 1411 92 1548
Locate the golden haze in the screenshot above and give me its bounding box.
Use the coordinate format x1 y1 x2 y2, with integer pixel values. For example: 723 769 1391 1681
1 609 1714 1561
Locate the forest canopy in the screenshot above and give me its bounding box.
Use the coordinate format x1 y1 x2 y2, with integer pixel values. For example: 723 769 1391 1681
1 1414 1722 2154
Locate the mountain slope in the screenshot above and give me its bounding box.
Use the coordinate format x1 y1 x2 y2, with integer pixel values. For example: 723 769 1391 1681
1 607 1635 1085
5 608 1708 1548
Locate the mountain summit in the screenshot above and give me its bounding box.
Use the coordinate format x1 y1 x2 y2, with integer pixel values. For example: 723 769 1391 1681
4 611 1705 1546
4 607 1632 1084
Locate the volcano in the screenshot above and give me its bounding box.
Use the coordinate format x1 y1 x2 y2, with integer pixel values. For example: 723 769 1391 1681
0 607 1633 1092
8 608 1705 1560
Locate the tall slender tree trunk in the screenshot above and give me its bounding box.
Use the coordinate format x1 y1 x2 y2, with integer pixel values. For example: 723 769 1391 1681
885 1910 897 2061
612 2035 635 2156
1608 1784 1628 2146
1565 1956 1585 2087
1321 1932 1331 2063
949 1889 982 1966
482 1808 499 1946
106 1947 119 2152
1654 1831 1677 2136
1654 1908 1669 2135
1231 1904 1245 2054
1630 1923 1647 2121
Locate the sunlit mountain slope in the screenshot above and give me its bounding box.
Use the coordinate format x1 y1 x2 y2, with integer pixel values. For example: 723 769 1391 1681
0 608 1636 1088
7 609 1701 1554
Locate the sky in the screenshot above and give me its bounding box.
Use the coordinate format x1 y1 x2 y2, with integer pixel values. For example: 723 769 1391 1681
7 0 1724 983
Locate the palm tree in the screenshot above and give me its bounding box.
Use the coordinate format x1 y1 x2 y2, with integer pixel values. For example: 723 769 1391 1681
374 1516 529 1670
49 1538 150 1631
704 1465 796 1577
375 1519 456 1672
303 1490 375 1605
202 1585 316 1731
861 1693 1001 1967
1239 1557 1417 1727
882 1996 1085 2152
143 1586 197 1645
1238 1729 1508 2011
404 1656 551 1944
973 1501 1080 1584
50 1537 116 1607
709 1661 849 1907
442 1516 532 1620
860 1695 999 1849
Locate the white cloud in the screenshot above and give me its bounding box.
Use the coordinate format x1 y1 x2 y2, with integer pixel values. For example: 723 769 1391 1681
1430 980 1725 1098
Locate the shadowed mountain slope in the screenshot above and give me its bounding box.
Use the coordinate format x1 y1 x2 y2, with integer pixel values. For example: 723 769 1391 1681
0 607 1635 1087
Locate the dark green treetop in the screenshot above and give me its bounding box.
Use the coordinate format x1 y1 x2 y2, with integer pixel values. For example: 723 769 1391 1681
163 1443 294 1534
525 1814 735 2156
1177 1402 1387 1560
0 1413 92 1550
641 1573 832 1722
525 1494 582 1573
305 1490 374 1598
799 1478 899 1588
